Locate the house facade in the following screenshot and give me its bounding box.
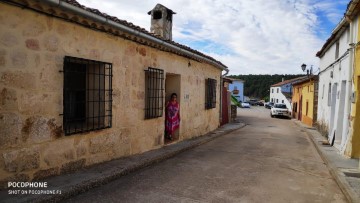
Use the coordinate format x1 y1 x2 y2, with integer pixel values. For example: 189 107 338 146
0 0 228 186
270 77 305 111
292 76 318 126
350 20 360 157
228 79 244 102
316 0 359 157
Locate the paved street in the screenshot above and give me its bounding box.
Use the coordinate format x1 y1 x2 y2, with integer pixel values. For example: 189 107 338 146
65 106 346 203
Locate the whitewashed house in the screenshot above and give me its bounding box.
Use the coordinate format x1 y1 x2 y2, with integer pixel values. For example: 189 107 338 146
316 9 358 153
270 77 306 111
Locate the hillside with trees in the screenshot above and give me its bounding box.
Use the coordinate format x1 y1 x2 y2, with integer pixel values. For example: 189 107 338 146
228 74 305 101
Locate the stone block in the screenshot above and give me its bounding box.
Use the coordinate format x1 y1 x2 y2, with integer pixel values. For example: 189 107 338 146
19 92 60 115
0 32 18 47
89 133 119 154
33 167 59 180
43 139 75 167
22 116 57 144
0 71 36 89
60 159 86 174
0 174 30 189
0 87 18 111
0 49 6 67
25 39 40 51
22 21 46 37
138 47 147 57
125 44 136 56
0 112 24 148
75 139 88 158
10 51 27 68
43 35 59 52
89 49 100 59
3 147 40 172
0 8 23 29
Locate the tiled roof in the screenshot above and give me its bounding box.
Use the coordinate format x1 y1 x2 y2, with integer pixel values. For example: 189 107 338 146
271 76 307 87
292 75 318 86
61 0 227 69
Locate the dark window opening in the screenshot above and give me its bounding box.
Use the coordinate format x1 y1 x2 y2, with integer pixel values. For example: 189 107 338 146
328 83 331 106
293 102 297 112
145 67 164 119
166 10 173 21
63 56 112 135
335 41 340 59
153 11 162 20
306 101 309 116
205 78 217 109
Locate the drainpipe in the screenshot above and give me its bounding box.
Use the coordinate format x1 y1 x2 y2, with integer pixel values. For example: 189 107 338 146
42 0 228 72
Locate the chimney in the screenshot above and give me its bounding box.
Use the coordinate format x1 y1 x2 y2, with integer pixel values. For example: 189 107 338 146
148 4 176 41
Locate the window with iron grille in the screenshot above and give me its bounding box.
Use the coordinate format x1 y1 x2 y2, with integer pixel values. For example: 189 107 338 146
205 78 217 109
145 67 164 119
63 56 112 135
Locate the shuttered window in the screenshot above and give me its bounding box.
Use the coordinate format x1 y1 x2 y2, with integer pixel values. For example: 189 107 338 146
205 78 217 109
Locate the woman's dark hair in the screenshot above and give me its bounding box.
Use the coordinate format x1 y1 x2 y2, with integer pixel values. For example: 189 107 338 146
171 93 177 99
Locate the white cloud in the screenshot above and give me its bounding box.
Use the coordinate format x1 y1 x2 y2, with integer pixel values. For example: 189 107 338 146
77 0 347 75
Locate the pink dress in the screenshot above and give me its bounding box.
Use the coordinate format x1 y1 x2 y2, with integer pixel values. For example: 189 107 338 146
165 101 180 135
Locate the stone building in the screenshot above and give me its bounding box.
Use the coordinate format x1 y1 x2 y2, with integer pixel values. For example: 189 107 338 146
0 0 228 187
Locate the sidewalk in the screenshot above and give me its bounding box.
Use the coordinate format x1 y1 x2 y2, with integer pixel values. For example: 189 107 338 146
0 121 246 203
293 120 360 203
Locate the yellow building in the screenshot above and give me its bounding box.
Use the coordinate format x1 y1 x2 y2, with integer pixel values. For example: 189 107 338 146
347 19 360 157
292 76 318 127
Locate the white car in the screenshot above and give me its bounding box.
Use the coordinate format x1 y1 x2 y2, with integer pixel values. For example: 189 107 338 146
241 102 251 108
270 103 291 118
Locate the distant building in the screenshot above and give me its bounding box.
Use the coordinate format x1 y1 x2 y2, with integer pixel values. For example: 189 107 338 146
269 77 307 111
292 76 318 126
228 79 245 102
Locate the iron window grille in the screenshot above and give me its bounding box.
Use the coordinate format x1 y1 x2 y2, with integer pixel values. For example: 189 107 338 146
145 67 164 119
63 56 112 135
205 78 217 109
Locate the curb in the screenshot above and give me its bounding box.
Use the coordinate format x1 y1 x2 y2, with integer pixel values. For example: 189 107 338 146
2 122 246 203
293 120 359 203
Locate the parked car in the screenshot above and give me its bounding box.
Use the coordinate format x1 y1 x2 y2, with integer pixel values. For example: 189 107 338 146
265 102 274 109
270 103 291 118
241 102 251 108
248 99 258 106
256 101 264 106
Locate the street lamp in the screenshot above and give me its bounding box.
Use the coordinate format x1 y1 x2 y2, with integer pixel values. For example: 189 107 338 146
300 64 312 75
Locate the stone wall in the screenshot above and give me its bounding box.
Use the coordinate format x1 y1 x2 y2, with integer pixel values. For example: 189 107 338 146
0 3 221 187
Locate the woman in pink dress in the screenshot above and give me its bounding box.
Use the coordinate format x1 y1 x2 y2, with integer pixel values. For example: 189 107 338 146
165 93 180 141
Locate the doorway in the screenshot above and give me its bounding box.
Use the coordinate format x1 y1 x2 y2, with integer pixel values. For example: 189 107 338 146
299 96 302 121
165 73 181 144
334 81 346 148
329 83 338 145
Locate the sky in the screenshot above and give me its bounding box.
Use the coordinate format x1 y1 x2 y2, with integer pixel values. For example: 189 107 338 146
77 0 349 75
